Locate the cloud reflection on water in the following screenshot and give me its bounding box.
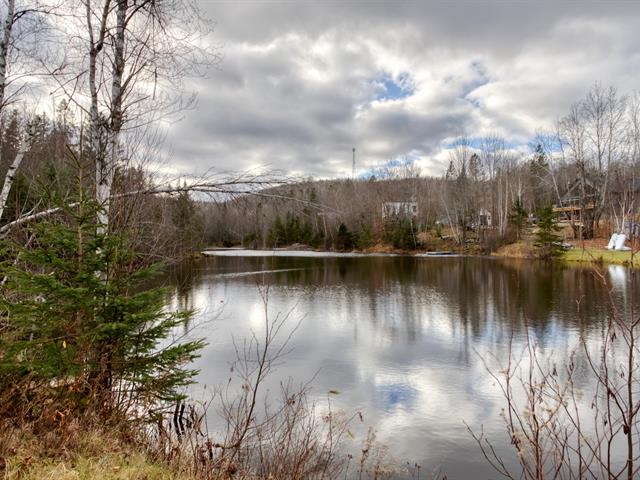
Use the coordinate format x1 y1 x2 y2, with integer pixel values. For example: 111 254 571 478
166 254 636 478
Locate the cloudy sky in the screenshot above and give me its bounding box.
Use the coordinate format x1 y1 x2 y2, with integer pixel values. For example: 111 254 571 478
164 1 640 179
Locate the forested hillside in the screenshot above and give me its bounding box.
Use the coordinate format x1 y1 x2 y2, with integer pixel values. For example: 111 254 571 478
203 86 640 254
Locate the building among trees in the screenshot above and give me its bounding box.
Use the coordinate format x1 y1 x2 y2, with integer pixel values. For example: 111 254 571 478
382 201 418 218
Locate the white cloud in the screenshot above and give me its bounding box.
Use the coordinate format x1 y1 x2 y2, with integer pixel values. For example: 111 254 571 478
162 1 640 178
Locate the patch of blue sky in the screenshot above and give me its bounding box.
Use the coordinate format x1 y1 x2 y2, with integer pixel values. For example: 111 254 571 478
443 135 567 157
444 137 526 151
373 71 415 102
527 134 563 153
466 97 482 108
458 59 490 108
358 153 420 180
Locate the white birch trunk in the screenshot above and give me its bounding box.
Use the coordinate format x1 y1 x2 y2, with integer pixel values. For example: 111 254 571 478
0 0 15 111
97 0 126 233
0 0 19 223
85 0 112 231
0 137 27 221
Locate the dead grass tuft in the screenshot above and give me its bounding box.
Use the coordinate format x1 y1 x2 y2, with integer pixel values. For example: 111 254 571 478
0 421 193 480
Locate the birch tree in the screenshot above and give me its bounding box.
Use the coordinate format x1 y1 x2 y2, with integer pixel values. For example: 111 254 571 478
558 84 627 239
0 0 17 110
0 0 49 223
45 0 218 233
610 91 640 234
0 0 48 111
0 120 30 221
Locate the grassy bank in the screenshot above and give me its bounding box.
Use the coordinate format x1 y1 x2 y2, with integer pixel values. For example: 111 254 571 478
1 424 192 480
493 240 640 268
0 416 404 480
563 246 640 267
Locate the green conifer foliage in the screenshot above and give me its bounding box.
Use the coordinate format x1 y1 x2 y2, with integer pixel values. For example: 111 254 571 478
267 211 317 247
534 205 564 259
384 218 417 250
334 223 354 251
0 201 204 417
508 197 528 240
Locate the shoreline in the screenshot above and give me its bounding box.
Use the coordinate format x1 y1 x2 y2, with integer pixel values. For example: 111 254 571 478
201 244 640 268
202 247 459 258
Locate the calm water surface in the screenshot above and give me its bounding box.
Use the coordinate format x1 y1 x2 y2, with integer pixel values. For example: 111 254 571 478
164 252 638 479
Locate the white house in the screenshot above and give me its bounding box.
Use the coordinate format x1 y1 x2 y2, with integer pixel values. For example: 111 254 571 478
382 202 418 218
478 208 492 227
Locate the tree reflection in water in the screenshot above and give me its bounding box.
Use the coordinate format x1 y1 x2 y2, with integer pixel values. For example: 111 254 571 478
162 254 638 478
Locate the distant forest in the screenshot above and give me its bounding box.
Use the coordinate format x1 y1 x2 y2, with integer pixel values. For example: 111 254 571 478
202 84 640 253
1 84 638 256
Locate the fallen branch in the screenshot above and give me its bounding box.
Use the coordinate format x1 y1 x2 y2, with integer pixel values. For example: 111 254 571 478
0 176 343 236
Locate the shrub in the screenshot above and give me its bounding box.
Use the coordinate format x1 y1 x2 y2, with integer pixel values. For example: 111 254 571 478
533 205 564 259
384 218 418 250
334 223 355 251
0 201 204 421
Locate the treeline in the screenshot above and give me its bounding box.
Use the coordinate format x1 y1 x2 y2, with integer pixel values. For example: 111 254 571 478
200 177 531 253
201 177 437 251
0 108 204 262
202 83 640 253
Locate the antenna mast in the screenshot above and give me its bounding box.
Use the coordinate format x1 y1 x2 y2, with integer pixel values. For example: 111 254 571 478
352 147 356 179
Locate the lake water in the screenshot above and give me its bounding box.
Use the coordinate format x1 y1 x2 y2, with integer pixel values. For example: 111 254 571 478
163 251 638 479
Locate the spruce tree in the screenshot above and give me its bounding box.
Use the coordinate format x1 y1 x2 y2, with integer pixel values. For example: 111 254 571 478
508 197 528 240
0 200 204 418
268 215 286 247
534 205 564 259
335 223 354 251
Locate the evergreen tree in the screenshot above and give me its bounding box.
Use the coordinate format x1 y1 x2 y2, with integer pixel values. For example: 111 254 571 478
285 211 298 243
468 153 482 180
355 224 373 249
268 211 317 247
171 190 204 254
268 215 286 247
384 218 417 250
1 109 20 167
508 197 528 240
534 205 564 259
0 200 204 417
334 223 354 251
529 144 550 211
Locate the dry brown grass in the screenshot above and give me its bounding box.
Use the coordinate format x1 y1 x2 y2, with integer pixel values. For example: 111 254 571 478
362 243 398 254
0 422 193 480
492 240 533 259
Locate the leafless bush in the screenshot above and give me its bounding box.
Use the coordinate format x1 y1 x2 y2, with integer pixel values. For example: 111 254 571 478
148 287 328 477
147 286 427 479
469 266 640 479
467 330 575 479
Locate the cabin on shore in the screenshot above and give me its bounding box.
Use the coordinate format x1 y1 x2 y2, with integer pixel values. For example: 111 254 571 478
478 208 492 227
553 177 597 219
382 201 418 218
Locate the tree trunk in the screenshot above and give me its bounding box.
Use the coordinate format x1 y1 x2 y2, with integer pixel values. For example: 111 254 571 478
96 0 126 232
0 0 15 112
85 0 112 230
0 0 21 223
0 139 27 222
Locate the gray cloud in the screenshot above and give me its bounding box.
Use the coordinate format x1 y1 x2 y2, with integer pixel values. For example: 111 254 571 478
164 1 640 178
